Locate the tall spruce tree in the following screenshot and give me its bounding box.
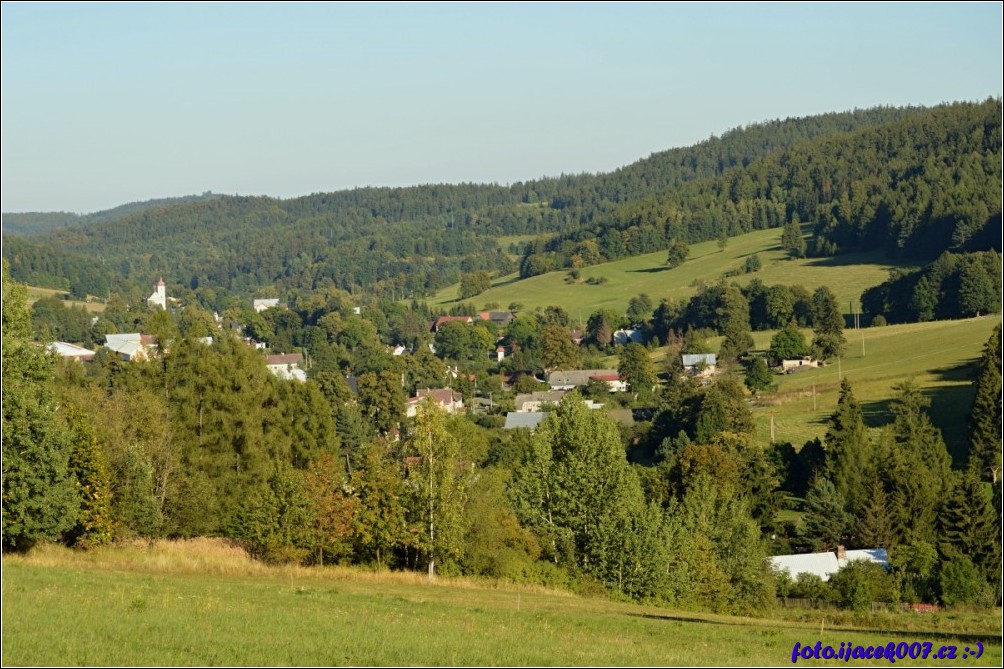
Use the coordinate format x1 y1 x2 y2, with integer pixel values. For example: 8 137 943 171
811 286 846 359
824 378 872 515
880 382 952 544
937 470 1001 590
855 479 895 549
801 477 852 551
968 325 1002 483
717 284 754 362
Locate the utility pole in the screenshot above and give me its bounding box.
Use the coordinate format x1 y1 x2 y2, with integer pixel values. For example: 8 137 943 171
813 383 817 411
770 414 775 442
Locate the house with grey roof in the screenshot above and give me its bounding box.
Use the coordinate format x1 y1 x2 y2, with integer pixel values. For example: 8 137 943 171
681 353 717 378
504 412 547 431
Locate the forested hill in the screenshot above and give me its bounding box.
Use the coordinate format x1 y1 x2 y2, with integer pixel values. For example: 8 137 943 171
1 192 222 236
6 102 996 300
520 99 1001 276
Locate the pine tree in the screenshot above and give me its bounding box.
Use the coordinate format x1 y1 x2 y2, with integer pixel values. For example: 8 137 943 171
855 479 895 549
781 217 807 259
937 470 1001 589
801 477 851 551
717 284 754 362
811 286 846 359
968 325 1002 483
63 406 114 548
824 378 872 515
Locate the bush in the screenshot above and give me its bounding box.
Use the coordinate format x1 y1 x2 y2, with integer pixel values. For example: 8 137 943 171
870 314 887 327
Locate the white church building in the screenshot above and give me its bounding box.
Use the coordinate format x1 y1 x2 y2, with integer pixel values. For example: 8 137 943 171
147 278 167 309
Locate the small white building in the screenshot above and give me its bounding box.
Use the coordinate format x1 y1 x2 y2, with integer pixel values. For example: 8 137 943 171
252 298 280 313
147 278 167 310
781 357 819 373
681 353 717 378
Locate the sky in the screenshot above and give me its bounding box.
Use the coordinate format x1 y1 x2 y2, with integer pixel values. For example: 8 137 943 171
1 2 1001 214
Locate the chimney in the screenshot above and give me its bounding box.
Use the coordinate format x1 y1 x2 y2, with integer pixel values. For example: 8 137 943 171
835 545 847 561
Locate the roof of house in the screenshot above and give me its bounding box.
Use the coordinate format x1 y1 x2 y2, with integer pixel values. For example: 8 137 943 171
49 342 95 358
547 369 620 388
434 315 474 331
514 391 567 410
504 412 547 430
265 353 303 366
681 353 717 367
770 548 889 582
411 388 462 405
478 311 515 326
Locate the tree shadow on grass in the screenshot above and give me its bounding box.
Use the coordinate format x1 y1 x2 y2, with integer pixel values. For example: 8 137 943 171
626 612 1002 646
627 266 671 274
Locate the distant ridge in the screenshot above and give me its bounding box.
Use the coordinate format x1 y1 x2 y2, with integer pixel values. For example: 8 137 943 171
1 191 222 236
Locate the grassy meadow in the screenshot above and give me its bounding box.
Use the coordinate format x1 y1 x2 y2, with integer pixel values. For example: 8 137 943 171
26 285 106 313
3 540 1001 666
430 227 911 320
741 316 1002 459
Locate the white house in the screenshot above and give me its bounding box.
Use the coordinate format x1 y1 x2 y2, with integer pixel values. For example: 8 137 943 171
405 388 464 417
147 278 167 310
681 353 718 378
265 353 307 382
104 333 157 361
770 546 889 582
781 357 819 373
253 298 280 313
612 329 645 345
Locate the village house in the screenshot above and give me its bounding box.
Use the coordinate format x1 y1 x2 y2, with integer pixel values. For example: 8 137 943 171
265 352 307 382
770 546 889 582
612 328 645 345
513 390 567 412
503 411 547 431
252 298 280 313
681 353 718 378
405 388 464 417
104 333 158 361
477 311 516 328
49 341 96 362
780 356 819 373
547 369 627 392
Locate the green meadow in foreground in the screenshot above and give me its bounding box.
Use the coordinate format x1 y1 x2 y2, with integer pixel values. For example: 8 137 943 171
3 541 1001 666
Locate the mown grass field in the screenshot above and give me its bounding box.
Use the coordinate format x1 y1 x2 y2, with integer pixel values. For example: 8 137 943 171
26 285 106 313
741 316 1002 459
430 228 911 320
3 541 1001 667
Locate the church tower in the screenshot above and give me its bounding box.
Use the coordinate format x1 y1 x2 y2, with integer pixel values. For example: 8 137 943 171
147 277 167 309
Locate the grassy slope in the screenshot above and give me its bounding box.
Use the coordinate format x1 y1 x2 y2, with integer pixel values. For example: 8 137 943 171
429 227 910 320
26 285 106 313
744 317 1001 460
3 542 1000 667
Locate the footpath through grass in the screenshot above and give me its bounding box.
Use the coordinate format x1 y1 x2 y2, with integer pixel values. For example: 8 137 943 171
3 541 1001 666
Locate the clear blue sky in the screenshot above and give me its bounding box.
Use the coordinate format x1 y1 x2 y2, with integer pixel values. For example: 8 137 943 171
2 2 1001 213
